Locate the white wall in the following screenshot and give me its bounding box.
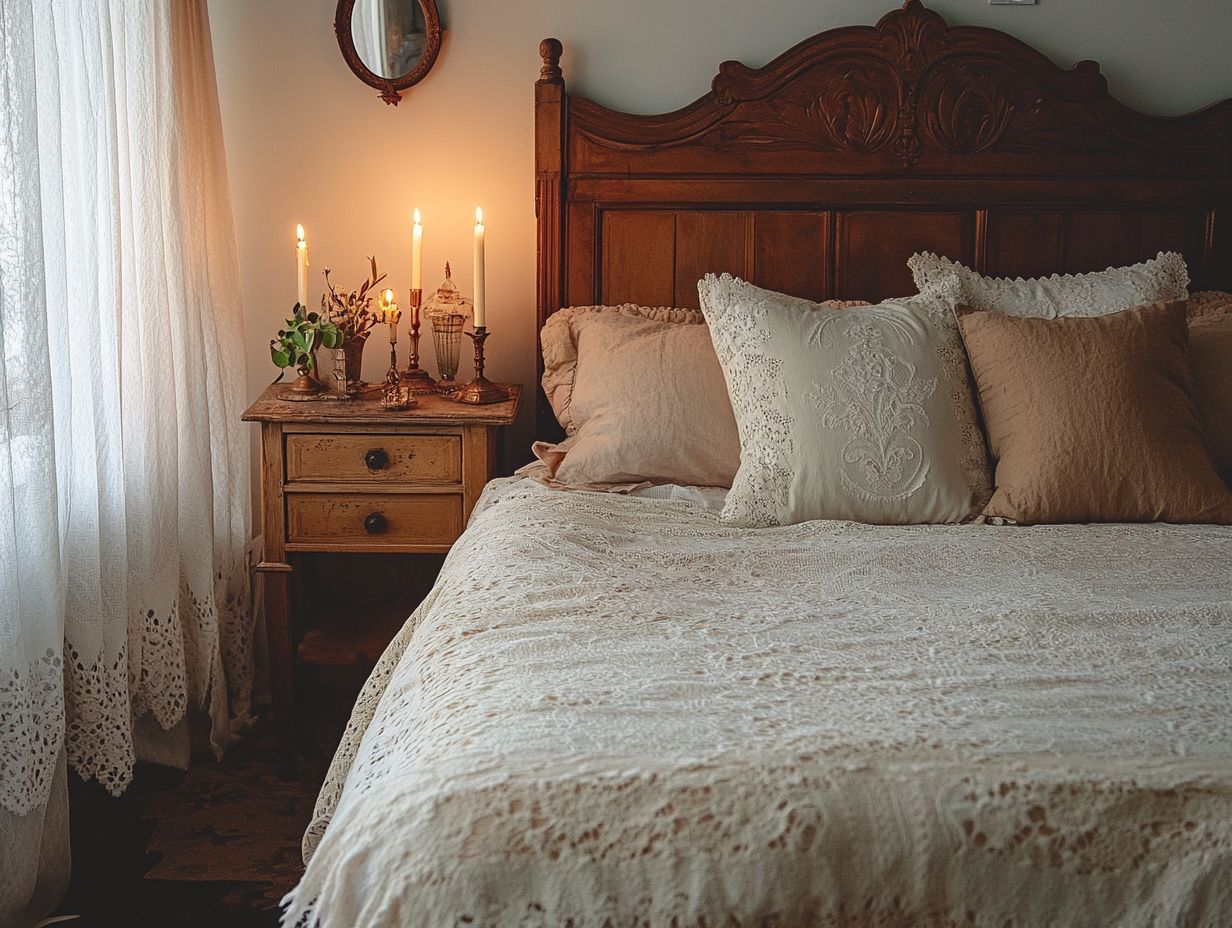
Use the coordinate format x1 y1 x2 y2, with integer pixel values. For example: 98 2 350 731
208 0 1232 466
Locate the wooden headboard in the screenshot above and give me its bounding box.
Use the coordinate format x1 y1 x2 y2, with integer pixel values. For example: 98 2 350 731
534 0 1232 435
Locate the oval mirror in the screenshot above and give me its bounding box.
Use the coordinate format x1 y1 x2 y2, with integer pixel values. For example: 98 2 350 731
335 0 443 105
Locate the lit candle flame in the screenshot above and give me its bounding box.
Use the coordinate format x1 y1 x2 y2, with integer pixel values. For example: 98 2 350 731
413 208 422 225
475 207 483 226
384 288 394 304
296 223 305 243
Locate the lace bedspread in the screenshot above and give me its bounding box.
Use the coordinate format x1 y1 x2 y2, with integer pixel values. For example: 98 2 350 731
285 479 1232 928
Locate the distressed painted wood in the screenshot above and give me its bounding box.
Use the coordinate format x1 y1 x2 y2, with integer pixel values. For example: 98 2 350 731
286 492 464 550
242 383 521 426
285 432 463 484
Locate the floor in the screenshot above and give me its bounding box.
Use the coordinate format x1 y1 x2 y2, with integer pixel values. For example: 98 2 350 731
53 685 352 928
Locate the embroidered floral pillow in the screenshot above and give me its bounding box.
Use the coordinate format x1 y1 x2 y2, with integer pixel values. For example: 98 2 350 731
698 275 991 527
907 251 1189 318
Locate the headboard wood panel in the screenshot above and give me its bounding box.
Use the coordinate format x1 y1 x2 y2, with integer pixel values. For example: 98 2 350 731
534 1 1232 437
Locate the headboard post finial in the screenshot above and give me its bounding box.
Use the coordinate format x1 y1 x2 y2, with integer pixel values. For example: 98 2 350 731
539 38 563 84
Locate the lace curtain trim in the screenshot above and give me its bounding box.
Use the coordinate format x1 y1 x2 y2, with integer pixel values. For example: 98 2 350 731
59 570 252 800
0 650 65 815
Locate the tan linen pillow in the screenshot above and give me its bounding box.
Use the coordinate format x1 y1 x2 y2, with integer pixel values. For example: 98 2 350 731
700 275 992 526
536 306 741 487
956 300 1232 524
1189 312 1232 486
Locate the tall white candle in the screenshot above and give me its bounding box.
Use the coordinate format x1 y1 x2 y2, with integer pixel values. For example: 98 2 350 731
411 208 423 292
295 223 309 308
473 207 486 328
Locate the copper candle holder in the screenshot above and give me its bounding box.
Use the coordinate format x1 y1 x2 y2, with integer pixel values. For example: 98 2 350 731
452 326 506 405
400 287 437 393
289 349 327 396
288 366 327 396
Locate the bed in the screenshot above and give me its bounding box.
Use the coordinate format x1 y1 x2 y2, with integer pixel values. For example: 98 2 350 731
284 3 1232 925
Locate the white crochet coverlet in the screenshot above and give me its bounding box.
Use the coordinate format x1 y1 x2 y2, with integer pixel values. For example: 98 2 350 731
285 479 1232 928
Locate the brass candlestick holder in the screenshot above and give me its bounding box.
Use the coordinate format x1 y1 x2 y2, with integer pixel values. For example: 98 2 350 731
384 305 402 386
452 326 506 405
400 288 437 393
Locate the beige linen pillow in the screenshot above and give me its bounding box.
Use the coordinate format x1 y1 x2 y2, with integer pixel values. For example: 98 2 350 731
908 251 1189 318
535 306 741 487
699 275 991 527
956 300 1232 525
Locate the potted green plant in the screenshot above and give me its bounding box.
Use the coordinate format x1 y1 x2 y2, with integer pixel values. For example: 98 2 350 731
323 256 386 393
270 303 343 395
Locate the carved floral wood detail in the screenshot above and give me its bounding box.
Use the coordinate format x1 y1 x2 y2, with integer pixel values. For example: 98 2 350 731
714 61 903 154
567 0 1231 171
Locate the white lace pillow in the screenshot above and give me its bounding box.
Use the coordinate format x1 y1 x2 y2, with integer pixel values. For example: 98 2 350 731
907 251 1189 318
699 275 991 527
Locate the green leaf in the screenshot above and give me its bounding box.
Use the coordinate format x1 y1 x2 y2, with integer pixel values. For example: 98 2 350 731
271 346 290 367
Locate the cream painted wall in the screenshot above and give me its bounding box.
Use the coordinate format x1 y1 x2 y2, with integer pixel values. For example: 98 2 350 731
208 0 1231 468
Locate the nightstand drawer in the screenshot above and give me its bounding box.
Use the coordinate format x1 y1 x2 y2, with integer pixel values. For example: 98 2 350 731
286 493 464 548
285 433 462 484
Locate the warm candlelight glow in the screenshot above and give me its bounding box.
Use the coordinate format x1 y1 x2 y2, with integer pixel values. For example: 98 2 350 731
381 287 399 327
413 208 421 224
296 223 305 243
475 207 484 226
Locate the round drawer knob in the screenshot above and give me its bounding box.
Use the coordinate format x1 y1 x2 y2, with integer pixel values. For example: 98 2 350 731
363 512 389 535
364 448 390 470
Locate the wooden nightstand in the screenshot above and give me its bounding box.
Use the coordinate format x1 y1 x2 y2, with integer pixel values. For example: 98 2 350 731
242 383 521 774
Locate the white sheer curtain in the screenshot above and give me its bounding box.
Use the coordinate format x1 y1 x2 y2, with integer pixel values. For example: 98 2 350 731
1 1 251 921
1 2 72 922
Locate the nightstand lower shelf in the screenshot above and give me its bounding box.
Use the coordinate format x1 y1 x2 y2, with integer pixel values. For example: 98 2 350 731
297 609 406 667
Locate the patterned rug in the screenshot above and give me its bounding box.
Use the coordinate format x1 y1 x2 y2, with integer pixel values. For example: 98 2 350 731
141 722 323 911
56 703 344 927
